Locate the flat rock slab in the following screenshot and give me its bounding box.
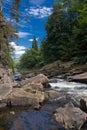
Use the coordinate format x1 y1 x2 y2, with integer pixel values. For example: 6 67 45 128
54 102 87 130
68 72 87 83
7 87 45 109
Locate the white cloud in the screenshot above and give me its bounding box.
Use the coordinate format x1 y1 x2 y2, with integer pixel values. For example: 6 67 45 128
15 51 25 55
30 0 46 5
26 6 53 19
15 31 31 38
28 39 33 42
28 38 39 42
9 42 26 56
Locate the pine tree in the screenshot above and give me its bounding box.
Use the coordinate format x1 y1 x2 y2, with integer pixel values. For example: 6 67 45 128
32 36 38 50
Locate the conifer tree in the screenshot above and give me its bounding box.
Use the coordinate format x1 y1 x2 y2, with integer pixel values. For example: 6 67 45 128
32 36 38 50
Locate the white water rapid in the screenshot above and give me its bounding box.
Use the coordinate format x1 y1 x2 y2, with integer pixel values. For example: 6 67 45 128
50 79 87 97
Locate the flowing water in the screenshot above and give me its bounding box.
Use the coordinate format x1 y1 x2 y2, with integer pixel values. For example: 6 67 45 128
0 103 65 130
50 79 87 98
0 79 87 130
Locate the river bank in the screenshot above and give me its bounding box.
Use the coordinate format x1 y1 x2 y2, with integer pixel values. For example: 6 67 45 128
20 61 87 83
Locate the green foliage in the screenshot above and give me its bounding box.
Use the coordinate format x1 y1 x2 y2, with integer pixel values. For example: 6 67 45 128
19 48 42 69
18 36 44 69
11 0 20 22
41 0 87 64
41 1 72 63
0 12 17 70
73 55 87 65
72 3 87 58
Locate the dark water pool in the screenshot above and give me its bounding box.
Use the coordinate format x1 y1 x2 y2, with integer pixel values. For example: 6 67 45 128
0 101 65 130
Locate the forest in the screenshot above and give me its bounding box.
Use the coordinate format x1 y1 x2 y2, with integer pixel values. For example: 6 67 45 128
18 0 87 69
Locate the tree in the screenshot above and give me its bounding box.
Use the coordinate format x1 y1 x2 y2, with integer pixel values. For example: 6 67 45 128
41 1 72 63
72 1 87 63
32 36 38 50
41 0 87 64
0 11 17 70
19 48 42 69
0 12 10 66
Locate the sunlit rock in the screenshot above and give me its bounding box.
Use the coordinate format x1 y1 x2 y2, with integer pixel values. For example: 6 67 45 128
54 102 87 130
68 72 87 83
7 87 45 109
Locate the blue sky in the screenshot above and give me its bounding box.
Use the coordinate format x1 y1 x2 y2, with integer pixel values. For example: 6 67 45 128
2 0 54 57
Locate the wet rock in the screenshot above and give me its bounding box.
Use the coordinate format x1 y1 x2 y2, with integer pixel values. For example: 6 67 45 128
80 98 87 113
49 79 58 83
0 103 7 108
68 72 87 83
66 95 80 107
54 102 87 130
50 94 80 108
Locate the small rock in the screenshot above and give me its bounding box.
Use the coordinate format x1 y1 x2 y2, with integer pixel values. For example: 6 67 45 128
10 111 15 115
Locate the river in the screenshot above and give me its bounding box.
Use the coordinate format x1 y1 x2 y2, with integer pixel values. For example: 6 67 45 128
50 79 87 97
0 79 87 130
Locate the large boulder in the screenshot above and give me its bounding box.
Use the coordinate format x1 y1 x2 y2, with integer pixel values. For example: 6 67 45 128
68 72 87 83
54 102 87 130
27 74 50 88
20 74 51 88
6 87 45 109
0 73 49 109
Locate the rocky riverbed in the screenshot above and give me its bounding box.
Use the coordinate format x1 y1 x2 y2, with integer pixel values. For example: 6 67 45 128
1 63 87 130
